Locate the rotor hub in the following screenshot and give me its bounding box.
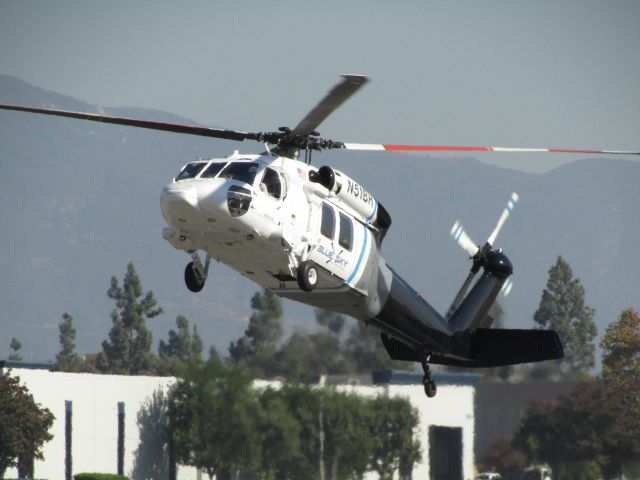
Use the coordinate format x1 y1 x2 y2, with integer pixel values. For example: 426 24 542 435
484 249 513 279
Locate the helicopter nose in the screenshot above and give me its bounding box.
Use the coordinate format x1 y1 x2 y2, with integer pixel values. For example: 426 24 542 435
160 184 199 224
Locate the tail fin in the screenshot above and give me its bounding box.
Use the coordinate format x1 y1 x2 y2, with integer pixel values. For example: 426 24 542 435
448 250 512 332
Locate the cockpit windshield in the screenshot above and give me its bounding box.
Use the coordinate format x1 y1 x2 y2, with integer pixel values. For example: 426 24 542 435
200 162 227 179
218 162 260 185
175 162 207 181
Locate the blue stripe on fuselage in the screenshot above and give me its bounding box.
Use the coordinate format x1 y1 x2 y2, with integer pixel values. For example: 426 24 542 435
342 223 369 288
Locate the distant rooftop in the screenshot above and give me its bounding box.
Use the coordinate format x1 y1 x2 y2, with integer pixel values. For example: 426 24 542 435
1 362 483 387
313 369 482 387
372 369 482 386
0 359 55 371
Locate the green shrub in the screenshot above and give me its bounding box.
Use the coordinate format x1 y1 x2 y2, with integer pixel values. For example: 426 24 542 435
73 474 129 480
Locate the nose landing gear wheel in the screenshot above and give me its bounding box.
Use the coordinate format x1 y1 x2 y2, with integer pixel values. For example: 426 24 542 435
297 261 318 292
185 261 205 292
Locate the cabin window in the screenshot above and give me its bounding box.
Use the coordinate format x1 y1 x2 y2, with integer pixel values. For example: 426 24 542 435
200 161 227 179
321 203 335 239
338 213 353 251
218 162 260 185
260 167 282 199
175 162 207 181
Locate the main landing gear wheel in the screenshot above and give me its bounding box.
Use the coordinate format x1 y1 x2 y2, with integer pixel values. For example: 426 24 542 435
297 260 318 292
420 352 437 398
184 261 205 292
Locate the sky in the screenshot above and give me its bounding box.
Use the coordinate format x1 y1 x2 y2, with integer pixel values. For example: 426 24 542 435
1 0 639 173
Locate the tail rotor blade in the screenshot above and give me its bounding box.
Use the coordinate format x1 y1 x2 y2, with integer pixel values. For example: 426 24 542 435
501 278 514 297
487 192 519 247
450 220 479 257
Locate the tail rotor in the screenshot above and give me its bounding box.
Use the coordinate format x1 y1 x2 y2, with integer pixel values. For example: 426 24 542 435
445 192 519 321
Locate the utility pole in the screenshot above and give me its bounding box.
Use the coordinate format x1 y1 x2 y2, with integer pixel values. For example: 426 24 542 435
319 395 325 480
117 402 125 476
65 400 72 480
318 375 327 480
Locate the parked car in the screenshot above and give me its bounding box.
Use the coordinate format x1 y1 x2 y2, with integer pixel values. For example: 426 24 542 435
476 473 503 480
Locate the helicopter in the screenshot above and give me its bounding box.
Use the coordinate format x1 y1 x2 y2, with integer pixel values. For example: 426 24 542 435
3 75 638 397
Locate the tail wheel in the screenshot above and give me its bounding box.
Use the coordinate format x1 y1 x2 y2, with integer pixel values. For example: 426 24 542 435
297 261 318 292
423 379 437 398
185 261 205 292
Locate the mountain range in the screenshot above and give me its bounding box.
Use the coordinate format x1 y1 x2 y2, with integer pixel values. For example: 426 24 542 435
1 74 638 365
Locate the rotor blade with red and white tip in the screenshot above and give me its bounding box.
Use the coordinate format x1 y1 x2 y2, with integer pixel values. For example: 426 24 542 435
487 192 519 247
0 103 260 142
450 221 479 257
341 143 640 155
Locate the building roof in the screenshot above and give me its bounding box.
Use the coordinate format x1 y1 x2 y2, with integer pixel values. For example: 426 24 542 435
0 359 54 371
372 369 483 386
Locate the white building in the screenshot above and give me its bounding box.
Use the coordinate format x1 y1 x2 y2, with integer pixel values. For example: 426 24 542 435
4 366 478 480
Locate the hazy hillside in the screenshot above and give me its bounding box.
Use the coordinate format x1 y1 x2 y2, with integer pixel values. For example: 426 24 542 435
1 75 638 364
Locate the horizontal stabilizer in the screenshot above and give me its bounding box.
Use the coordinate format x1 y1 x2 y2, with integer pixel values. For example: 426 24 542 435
380 334 421 362
465 328 564 367
381 329 564 368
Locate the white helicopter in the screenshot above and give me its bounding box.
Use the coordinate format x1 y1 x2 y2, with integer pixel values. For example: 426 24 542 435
2 75 638 396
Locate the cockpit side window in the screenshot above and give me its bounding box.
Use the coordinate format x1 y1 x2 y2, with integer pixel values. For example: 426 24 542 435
260 167 282 199
200 162 227 179
219 162 260 185
321 203 335 239
175 162 207 181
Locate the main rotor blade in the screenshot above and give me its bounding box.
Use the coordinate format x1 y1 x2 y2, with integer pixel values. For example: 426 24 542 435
289 74 368 138
0 103 259 142
342 143 640 155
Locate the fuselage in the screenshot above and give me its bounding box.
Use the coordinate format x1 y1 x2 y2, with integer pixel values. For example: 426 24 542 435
160 151 559 372
160 152 455 354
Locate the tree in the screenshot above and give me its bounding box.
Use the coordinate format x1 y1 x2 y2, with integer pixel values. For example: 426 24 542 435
0 371 55 478
315 308 346 337
276 384 322 479
55 313 84 372
158 316 203 375
273 330 350 382
322 389 376 480
513 380 637 480
256 387 302 478
132 389 170 480
367 396 421 480
513 389 600 480
344 322 414 373
478 435 526 480
601 308 640 388
97 262 163 375
228 289 283 377
169 357 262 479
597 308 640 479
8 337 22 361
533 256 597 377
